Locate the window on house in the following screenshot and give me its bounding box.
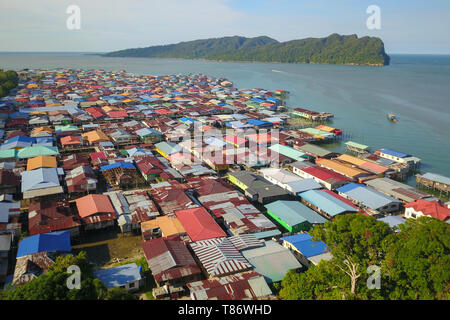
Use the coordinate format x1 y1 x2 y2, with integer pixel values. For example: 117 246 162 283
129 282 135 288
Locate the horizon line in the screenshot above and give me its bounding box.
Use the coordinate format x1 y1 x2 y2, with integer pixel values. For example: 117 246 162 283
1 51 450 55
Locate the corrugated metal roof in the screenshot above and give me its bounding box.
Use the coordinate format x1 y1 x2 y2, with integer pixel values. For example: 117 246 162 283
269 144 306 161
241 240 301 283
175 207 226 241
337 183 401 210
190 237 251 277
265 200 327 226
377 216 406 229
281 233 330 258
300 189 358 216
379 148 408 158
187 271 272 300
420 173 450 186
21 168 60 192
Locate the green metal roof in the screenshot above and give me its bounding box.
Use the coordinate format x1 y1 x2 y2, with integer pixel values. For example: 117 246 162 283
17 146 59 159
345 141 369 150
54 124 78 132
0 149 18 159
242 240 302 283
300 128 334 138
265 200 327 226
297 143 333 157
155 141 182 156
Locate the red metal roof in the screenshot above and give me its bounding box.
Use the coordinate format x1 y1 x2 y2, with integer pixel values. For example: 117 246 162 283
187 271 271 300
108 110 128 118
141 236 201 283
302 166 350 183
175 207 226 241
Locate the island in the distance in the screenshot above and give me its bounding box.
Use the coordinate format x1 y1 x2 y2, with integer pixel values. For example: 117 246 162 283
102 33 390 66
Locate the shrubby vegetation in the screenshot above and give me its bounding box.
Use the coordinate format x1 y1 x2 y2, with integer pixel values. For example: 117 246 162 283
0 251 138 300
104 34 390 66
0 69 19 97
279 214 450 300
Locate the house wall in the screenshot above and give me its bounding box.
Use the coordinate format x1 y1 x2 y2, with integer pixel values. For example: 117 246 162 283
404 207 423 219
379 152 405 163
227 175 248 191
120 279 140 292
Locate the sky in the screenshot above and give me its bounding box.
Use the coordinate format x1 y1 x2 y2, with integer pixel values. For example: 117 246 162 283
1 0 449 54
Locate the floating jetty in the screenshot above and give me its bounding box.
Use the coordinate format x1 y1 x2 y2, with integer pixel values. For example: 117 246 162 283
292 107 334 121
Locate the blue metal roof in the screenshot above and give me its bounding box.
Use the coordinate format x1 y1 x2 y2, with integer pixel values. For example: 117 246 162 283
337 183 400 210
300 189 358 216
21 168 60 192
246 119 273 127
377 216 406 229
100 162 135 171
94 263 142 288
421 173 450 186
281 233 329 258
17 231 71 257
285 179 322 194
179 117 196 124
380 148 408 158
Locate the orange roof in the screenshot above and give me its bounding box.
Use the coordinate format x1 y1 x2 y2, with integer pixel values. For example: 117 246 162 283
75 194 115 218
27 156 57 171
201 126 215 131
101 106 118 113
141 216 186 237
31 126 53 135
60 135 82 146
316 158 369 178
82 130 110 144
246 133 273 144
316 125 336 132
337 154 388 174
337 154 366 166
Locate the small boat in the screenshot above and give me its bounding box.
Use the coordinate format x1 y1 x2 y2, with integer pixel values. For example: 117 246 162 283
387 113 398 122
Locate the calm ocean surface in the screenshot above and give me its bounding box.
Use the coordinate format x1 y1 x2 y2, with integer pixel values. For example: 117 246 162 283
1 52 449 180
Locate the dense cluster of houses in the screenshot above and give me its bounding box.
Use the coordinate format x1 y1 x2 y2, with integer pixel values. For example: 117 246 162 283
0 68 449 300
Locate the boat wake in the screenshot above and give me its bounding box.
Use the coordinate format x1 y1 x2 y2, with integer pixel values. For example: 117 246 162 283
271 69 285 73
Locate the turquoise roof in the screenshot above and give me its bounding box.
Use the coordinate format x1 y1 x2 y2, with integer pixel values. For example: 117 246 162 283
155 141 182 156
300 189 358 217
269 144 306 162
0 149 18 159
265 200 327 226
17 146 59 159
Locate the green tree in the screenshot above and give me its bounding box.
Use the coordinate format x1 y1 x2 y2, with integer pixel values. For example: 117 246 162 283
310 213 393 298
0 252 110 300
382 217 450 300
105 287 139 300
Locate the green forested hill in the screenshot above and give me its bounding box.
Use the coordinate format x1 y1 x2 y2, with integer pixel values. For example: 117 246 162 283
0 69 19 97
103 34 390 66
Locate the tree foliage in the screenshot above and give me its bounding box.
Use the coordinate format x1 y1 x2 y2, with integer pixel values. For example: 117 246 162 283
382 217 450 300
0 69 19 97
0 251 138 300
279 214 450 300
104 34 390 66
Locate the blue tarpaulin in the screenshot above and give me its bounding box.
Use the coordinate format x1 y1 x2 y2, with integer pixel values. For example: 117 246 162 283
17 230 71 258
